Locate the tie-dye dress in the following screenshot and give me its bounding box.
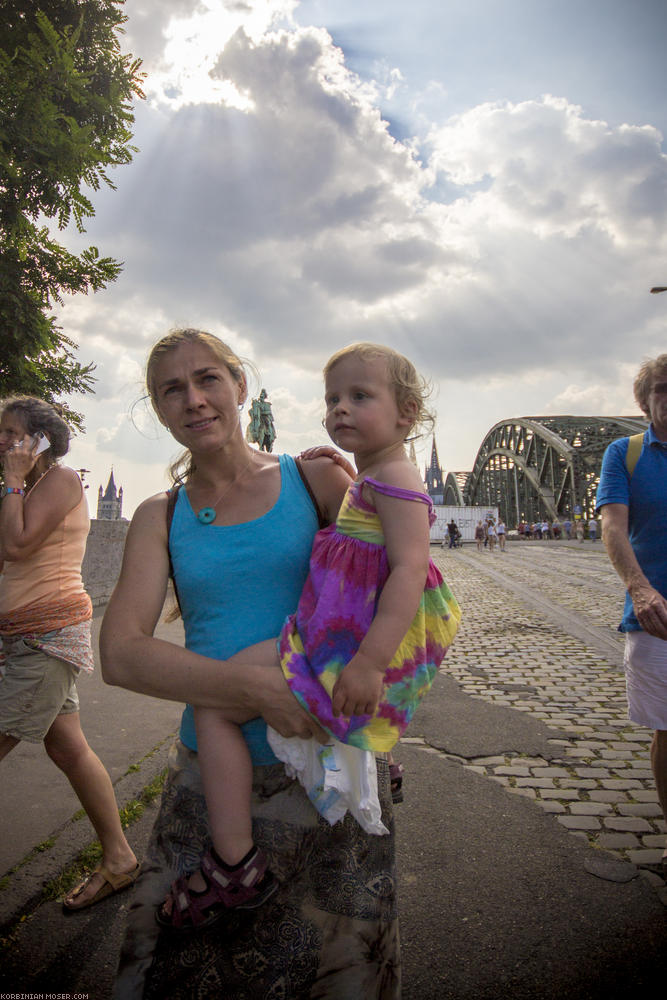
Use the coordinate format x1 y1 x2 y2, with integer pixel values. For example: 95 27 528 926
278 476 461 751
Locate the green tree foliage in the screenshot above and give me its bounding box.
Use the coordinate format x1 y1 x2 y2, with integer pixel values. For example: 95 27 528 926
0 1 144 428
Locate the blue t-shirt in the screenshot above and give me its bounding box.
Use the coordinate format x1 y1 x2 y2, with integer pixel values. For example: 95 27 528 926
169 454 320 764
595 425 667 631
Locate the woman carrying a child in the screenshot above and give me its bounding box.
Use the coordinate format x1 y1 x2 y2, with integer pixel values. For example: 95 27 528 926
101 329 459 998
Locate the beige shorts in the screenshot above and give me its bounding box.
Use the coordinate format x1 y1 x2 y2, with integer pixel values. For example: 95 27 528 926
0 638 79 743
624 630 667 731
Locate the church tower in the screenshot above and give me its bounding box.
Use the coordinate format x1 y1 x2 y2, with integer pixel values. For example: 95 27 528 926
97 469 124 520
424 438 444 504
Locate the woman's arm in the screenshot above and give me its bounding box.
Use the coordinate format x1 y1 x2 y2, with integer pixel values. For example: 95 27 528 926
99 494 325 738
332 463 431 718
601 503 667 640
296 454 352 524
299 445 356 481
0 463 81 561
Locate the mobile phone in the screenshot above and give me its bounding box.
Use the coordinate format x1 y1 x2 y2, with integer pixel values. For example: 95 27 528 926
32 431 50 456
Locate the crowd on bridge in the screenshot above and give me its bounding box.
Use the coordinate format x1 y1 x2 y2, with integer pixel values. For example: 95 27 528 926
516 517 600 541
466 514 601 548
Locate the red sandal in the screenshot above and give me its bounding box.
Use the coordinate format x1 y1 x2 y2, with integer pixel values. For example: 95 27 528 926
156 846 277 931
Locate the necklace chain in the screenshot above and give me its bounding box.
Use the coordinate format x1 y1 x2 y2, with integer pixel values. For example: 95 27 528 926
26 463 56 493
195 453 255 525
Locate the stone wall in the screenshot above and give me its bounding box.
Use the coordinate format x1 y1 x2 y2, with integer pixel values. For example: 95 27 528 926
82 518 129 607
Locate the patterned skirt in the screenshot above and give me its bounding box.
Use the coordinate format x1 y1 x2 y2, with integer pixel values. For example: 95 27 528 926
114 741 401 1000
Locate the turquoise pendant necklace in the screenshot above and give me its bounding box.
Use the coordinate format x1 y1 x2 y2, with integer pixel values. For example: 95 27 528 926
195 454 255 525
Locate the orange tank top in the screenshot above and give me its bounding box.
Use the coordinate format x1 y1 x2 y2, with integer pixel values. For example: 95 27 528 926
0 469 90 615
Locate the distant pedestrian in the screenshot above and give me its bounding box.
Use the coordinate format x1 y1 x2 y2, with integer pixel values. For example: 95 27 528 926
475 520 485 551
596 352 667 877
552 519 561 539
448 519 458 549
487 520 497 552
588 518 598 541
496 518 506 551
541 520 550 539
576 520 585 542
563 518 572 540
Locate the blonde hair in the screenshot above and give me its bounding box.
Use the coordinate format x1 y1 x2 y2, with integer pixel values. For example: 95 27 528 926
634 353 667 417
323 342 434 437
145 328 251 485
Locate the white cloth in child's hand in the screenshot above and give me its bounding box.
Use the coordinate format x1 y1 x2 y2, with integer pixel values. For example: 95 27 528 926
267 728 389 836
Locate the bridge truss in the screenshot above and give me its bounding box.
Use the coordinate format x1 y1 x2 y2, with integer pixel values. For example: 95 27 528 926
443 471 467 506
462 416 648 528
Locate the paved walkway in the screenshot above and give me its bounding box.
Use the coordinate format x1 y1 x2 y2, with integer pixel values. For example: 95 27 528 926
0 607 183 875
426 541 666 882
1 541 666 999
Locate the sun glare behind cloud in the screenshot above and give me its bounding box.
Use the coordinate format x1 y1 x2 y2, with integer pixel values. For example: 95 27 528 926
148 0 297 108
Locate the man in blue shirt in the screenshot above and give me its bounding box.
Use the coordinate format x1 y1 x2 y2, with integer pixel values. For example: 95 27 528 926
596 353 667 876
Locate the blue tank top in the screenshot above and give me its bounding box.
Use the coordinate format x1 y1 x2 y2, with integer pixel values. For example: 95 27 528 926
170 454 320 764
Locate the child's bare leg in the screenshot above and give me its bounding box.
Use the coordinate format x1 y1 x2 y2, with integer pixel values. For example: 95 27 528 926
158 644 284 927
162 708 254 902
225 637 281 672
196 706 254 867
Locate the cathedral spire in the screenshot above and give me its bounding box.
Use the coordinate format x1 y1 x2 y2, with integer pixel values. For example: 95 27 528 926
102 468 117 502
424 437 444 502
97 468 124 520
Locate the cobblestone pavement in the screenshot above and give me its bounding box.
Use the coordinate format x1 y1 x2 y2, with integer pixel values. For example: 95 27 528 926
420 541 666 894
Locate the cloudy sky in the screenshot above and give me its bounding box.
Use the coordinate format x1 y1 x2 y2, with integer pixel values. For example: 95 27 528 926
56 0 667 515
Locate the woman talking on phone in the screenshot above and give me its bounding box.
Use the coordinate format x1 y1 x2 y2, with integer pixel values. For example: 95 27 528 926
0 396 138 911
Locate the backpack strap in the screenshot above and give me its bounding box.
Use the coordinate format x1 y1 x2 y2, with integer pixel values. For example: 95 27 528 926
166 485 182 611
294 457 327 528
625 433 645 478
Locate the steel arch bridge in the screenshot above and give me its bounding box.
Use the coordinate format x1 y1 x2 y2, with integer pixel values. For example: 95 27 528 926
462 416 648 529
443 471 467 506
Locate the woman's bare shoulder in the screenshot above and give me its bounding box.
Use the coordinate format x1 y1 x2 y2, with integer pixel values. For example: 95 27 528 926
130 490 171 531
42 464 80 489
31 464 81 505
50 464 80 481
136 489 171 510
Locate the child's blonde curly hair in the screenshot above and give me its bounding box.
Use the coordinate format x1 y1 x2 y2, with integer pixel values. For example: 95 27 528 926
323 342 434 438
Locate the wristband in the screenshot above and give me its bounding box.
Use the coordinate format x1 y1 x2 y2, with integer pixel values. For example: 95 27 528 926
2 486 26 497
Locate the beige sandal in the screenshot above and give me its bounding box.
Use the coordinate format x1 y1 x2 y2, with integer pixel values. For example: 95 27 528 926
63 861 141 912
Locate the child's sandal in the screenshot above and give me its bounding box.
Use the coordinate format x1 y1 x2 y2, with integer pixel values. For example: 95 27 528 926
156 847 277 932
389 763 404 804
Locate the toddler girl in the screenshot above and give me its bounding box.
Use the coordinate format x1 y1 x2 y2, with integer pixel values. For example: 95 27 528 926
159 342 460 930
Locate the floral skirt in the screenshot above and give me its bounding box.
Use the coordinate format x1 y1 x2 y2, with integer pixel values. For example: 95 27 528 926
114 740 401 1000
